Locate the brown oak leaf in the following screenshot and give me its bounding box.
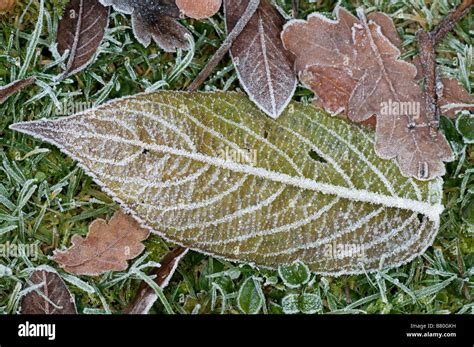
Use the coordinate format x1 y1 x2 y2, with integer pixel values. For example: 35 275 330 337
282 6 462 180
20 267 77 314
176 0 221 19
52 210 150 276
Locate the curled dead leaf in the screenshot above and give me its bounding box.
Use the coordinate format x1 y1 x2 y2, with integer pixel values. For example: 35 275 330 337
100 0 192 52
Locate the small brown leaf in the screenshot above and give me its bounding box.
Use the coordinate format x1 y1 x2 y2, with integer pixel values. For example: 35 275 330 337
57 0 109 79
282 7 455 180
0 77 35 104
100 0 192 52
224 0 297 119
52 210 150 276
176 0 221 19
20 267 77 314
438 78 474 118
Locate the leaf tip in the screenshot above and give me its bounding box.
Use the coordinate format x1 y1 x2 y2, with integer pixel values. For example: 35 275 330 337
9 120 41 135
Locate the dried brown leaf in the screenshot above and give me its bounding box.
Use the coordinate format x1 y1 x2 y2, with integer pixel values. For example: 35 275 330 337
52 210 150 276
20 267 77 314
282 7 455 180
0 77 35 104
176 0 221 19
224 0 297 119
438 78 474 118
100 0 191 52
57 0 109 79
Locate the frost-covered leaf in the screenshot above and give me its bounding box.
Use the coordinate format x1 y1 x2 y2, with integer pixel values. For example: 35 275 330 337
0 77 35 104
237 276 264 314
224 0 297 119
282 293 321 314
176 0 221 19
57 0 109 79
20 267 77 314
100 0 191 52
456 112 474 143
11 91 445 275
52 210 150 276
278 261 310 288
282 6 455 180
439 79 474 118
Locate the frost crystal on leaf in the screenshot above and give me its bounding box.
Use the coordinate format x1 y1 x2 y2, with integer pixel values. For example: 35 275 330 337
11 91 444 276
282 293 321 314
20 266 77 314
278 260 310 288
237 276 264 314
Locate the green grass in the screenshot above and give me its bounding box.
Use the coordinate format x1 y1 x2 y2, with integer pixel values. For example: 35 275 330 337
0 0 472 314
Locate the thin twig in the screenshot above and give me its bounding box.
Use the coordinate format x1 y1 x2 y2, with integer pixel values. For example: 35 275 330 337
416 0 473 134
124 246 188 314
344 281 351 305
455 240 471 301
0 77 35 104
187 0 261 92
431 0 473 43
292 0 299 19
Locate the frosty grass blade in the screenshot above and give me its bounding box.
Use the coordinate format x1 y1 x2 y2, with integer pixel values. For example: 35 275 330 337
10 92 444 276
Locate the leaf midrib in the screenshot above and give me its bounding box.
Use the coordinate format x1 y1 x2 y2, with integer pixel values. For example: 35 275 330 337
58 129 442 221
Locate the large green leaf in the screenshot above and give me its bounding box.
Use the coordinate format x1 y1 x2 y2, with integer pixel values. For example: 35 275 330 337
10 92 443 275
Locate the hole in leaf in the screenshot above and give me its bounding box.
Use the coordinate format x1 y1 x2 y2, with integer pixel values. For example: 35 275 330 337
308 150 327 164
417 214 424 223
